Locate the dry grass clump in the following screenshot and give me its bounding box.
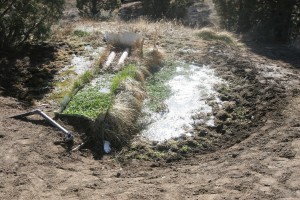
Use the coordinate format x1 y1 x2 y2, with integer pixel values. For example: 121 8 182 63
145 48 165 72
104 91 143 148
197 28 237 45
131 37 144 57
134 68 145 83
100 64 149 148
95 46 112 69
123 78 146 103
139 66 151 78
51 23 74 42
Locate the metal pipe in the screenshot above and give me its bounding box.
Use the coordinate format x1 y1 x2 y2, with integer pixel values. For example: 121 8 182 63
34 110 74 141
35 110 69 134
10 109 74 142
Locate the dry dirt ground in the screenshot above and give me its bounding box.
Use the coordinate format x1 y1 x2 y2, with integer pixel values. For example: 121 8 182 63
1 41 300 200
1 2 300 199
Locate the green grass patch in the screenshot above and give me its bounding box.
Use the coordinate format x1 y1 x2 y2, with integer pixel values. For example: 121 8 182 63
197 29 236 45
110 65 137 93
70 70 94 96
235 107 248 121
73 30 89 37
180 145 190 153
145 64 177 112
63 88 112 120
61 64 138 119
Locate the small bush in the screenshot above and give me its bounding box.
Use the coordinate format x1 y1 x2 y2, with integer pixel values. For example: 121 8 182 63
141 0 170 18
167 0 194 19
140 0 193 19
76 0 121 18
73 30 89 37
0 0 64 49
213 0 300 43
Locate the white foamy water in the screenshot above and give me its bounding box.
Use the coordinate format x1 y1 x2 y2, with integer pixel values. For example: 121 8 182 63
71 56 92 75
69 46 105 75
89 74 113 93
142 64 223 142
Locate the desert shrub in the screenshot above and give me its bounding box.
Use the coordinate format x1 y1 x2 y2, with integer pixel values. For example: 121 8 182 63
213 0 300 43
141 0 170 18
76 0 121 18
167 0 194 19
0 0 64 49
141 0 193 19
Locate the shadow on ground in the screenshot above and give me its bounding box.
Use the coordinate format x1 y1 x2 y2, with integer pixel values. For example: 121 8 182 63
243 41 300 69
0 43 59 102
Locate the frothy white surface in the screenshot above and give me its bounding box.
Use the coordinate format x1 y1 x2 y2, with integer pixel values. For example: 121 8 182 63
142 64 223 141
70 46 104 75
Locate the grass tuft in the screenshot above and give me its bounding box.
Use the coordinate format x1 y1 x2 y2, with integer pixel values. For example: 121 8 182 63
73 30 89 37
145 49 164 72
197 28 236 45
70 70 93 95
145 63 176 111
110 65 137 94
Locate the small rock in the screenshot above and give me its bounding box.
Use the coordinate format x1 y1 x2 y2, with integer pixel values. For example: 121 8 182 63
116 172 121 178
150 163 160 168
223 101 236 113
216 110 231 121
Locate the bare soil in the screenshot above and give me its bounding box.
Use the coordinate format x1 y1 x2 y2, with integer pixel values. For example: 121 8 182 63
1 1 300 199
1 39 300 199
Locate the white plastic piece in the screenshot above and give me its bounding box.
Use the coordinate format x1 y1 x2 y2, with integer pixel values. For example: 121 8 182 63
104 51 116 69
117 48 129 67
104 32 142 48
103 140 111 153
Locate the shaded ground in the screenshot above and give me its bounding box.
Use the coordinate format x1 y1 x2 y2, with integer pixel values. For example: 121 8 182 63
242 41 300 69
0 44 60 102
